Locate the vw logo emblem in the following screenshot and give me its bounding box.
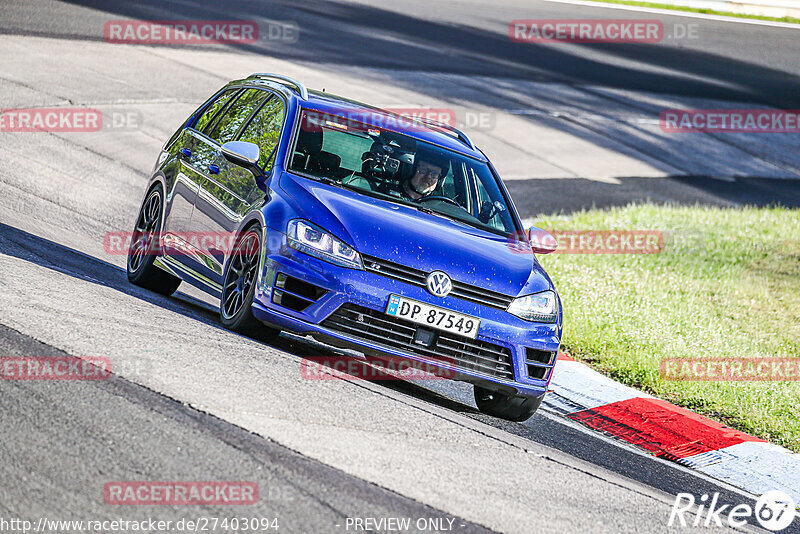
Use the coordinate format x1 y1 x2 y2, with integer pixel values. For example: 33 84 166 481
426 271 452 297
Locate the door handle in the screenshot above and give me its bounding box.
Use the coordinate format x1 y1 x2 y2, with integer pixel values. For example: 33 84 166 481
208 164 220 175
179 147 192 159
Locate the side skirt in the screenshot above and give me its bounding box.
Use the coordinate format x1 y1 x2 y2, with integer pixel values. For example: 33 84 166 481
154 255 222 299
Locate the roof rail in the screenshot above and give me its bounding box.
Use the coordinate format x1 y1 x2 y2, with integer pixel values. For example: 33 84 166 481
408 115 476 151
247 73 308 100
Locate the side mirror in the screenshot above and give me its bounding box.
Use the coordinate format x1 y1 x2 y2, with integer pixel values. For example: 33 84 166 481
527 227 557 254
221 141 263 177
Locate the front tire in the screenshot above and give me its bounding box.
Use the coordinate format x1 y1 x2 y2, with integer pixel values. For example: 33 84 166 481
127 185 182 296
474 386 543 422
220 226 280 342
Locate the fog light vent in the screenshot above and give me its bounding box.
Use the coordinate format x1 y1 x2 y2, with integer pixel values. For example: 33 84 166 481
272 273 327 312
525 348 555 380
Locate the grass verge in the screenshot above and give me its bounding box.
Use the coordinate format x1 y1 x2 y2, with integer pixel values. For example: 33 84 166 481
583 0 800 24
527 204 800 452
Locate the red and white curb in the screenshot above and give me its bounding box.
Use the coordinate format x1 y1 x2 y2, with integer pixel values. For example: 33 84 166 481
546 351 800 504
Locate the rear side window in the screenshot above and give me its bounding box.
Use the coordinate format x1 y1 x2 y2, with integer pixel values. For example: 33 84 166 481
239 96 286 169
208 88 269 144
194 89 238 133
164 115 191 150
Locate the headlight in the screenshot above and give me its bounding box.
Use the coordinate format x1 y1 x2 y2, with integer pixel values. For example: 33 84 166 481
287 219 363 270
507 290 559 323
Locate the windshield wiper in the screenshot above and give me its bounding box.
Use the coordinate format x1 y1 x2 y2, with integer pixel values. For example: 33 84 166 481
415 206 464 225
410 203 475 228
413 203 509 235
316 175 363 194
317 175 344 187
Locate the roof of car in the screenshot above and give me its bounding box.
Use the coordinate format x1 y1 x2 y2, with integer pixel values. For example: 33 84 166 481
228 76 486 159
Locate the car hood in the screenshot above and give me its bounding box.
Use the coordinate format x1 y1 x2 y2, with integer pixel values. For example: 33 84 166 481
280 175 553 297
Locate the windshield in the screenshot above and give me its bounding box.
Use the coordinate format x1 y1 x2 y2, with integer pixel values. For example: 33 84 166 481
288 109 519 236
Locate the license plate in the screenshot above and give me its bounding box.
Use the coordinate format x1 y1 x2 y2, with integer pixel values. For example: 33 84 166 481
385 295 480 339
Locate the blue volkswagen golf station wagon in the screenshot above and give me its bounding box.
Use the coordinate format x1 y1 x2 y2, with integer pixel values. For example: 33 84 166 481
127 73 562 421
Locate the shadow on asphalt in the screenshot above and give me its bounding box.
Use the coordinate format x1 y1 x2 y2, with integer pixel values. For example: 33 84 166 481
58 0 800 107
507 176 800 216
44 0 800 185
0 222 482 407
0 223 370 359
0 323 495 533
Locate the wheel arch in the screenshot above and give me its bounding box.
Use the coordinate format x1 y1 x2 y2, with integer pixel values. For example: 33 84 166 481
220 212 269 298
135 173 169 225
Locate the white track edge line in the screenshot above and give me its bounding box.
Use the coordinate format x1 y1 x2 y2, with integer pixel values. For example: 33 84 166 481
542 0 800 29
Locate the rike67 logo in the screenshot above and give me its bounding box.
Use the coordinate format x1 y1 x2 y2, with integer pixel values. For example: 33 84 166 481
669 491 797 531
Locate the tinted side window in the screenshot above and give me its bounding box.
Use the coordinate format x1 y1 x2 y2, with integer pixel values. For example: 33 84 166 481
239 96 286 169
469 166 515 232
440 171 458 203
473 171 499 229
209 89 269 144
319 130 367 172
194 89 238 133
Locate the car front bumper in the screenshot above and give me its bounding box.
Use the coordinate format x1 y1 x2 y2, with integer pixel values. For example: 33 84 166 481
251 231 560 398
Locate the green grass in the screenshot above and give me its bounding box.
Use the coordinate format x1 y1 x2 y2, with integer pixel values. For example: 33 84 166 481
584 0 800 24
527 204 800 451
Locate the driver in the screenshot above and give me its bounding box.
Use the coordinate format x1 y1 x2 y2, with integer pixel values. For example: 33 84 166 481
400 148 449 201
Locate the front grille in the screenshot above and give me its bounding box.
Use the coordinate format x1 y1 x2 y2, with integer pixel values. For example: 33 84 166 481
362 255 514 310
321 303 515 380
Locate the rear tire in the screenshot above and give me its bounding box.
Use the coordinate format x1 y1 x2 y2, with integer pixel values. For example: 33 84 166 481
474 386 543 422
220 226 280 342
127 185 182 296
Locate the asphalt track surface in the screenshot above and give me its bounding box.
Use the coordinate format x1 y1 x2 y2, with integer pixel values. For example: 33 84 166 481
1 1 799 533
5 0 800 107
